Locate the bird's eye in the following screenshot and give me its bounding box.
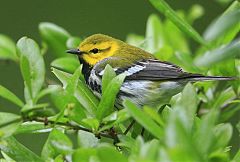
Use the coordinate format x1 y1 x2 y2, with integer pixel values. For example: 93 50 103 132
90 48 99 54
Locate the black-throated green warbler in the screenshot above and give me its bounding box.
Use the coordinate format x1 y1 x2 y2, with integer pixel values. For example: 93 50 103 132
67 34 233 107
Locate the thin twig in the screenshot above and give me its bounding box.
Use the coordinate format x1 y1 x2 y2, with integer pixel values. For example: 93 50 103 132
26 117 116 140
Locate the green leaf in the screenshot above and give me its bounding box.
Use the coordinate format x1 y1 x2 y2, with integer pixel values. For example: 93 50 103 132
213 123 232 149
66 66 81 94
145 14 165 53
220 103 240 122
52 68 70 88
210 59 239 94
0 85 24 107
39 22 70 57
143 106 164 127
77 130 99 148
21 103 49 114
102 109 127 123
82 118 99 131
0 34 17 61
118 135 135 149
97 73 125 121
174 83 198 129
101 64 116 94
154 45 174 61
40 42 48 56
41 129 72 160
97 145 128 162
1 151 16 162
51 57 80 74
51 87 87 125
67 104 87 125
0 137 43 162
208 150 230 162
0 113 22 139
195 40 240 67
148 0 207 46
163 18 190 53
72 145 128 162
54 155 65 162
15 121 50 134
72 148 97 162
187 4 204 24
224 0 240 13
212 87 236 109
174 52 201 73
124 100 164 139
204 3 240 45
52 68 98 115
194 109 219 155
137 139 160 161
164 109 203 161
34 85 61 103
53 67 87 122
66 36 81 49
126 34 145 49
232 149 240 162
17 37 45 101
20 55 32 99
50 88 66 111
100 109 130 131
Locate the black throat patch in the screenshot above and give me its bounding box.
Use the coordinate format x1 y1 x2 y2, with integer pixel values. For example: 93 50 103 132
78 57 102 95
78 57 92 82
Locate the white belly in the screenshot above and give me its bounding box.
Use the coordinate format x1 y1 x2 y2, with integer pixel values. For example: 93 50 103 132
118 80 185 107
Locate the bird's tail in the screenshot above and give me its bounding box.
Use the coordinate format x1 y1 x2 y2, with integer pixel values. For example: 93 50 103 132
187 75 236 82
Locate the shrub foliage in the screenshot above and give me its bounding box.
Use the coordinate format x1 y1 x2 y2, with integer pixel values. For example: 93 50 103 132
0 0 239 161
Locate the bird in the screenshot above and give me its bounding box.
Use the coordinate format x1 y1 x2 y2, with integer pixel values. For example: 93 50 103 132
66 34 234 108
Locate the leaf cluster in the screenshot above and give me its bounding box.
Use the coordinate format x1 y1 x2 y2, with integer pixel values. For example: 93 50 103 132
0 0 239 161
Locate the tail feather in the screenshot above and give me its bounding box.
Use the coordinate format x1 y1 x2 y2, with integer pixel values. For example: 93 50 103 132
188 75 236 82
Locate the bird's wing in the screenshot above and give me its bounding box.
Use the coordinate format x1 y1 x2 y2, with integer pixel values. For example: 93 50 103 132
116 59 203 81
95 58 203 81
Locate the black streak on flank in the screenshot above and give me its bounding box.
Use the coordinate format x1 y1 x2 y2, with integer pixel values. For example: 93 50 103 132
88 80 102 94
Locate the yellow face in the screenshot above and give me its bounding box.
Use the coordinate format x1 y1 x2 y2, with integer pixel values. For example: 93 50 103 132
79 41 119 66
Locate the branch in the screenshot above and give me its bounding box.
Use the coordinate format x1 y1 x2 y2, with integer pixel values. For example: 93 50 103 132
27 117 119 141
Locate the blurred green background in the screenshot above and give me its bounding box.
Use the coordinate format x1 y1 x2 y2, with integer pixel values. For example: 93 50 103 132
0 0 236 155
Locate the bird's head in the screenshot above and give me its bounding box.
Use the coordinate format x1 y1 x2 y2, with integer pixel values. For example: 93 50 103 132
66 34 122 66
